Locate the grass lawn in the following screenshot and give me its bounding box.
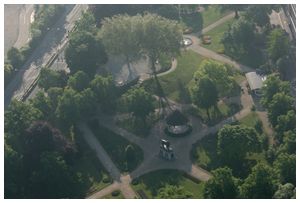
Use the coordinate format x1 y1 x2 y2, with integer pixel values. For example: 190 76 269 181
73 127 112 196
202 5 231 28
101 190 124 199
239 111 260 128
191 133 221 171
143 50 205 103
201 18 236 53
131 169 205 198
187 101 241 126
88 119 144 173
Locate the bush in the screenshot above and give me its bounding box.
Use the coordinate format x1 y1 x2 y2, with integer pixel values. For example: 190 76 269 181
102 176 112 183
111 190 120 197
217 48 225 54
131 179 139 185
251 105 256 111
254 120 263 134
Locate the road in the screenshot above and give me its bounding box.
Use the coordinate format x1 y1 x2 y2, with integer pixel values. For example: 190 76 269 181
4 4 88 109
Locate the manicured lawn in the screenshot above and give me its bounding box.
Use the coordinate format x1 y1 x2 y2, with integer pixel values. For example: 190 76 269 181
88 119 144 173
143 50 205 103
239 112 260 128
187 101 241 126
73 128 112 196
202 5 230 28
191 133 221 171
101 190 124 199
131 169 205 198
201 18 236 53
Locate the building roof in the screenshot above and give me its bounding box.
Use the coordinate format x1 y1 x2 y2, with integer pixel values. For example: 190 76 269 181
166 109 189 126
245 72 264 91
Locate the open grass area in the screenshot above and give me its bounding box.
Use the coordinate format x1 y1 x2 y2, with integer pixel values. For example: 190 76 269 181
101 190 124 199
187 101 241 126
73 128 112 196
239 111 260 128
191 133 221 171
143 50 205 103
202 5 230 28
131 169 205 198
201 18 236 53
88 119 144 173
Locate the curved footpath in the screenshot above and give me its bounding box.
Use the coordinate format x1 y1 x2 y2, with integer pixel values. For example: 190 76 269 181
79 13 273 199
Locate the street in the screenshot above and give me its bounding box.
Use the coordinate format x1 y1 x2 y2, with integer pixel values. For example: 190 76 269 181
4 4 88 109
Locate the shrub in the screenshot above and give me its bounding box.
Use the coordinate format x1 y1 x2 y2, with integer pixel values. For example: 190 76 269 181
103 176 112 183
111 190 120 196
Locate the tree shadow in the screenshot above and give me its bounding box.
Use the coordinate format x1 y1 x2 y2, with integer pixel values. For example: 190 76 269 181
177 79 191 104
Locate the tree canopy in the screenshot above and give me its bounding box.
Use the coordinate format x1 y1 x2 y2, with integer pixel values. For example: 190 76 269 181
190 76 218 121
267 28 290 62
274 153 296 185
239 163 278 198
65 31 107 74
122 86 155 121
217 125 260 167
193 60 234 96
157 184 192 199
67 71 90 91
204 167 238 198
38 68 68 91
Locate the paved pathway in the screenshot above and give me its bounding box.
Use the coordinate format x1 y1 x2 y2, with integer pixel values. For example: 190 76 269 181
184 34 253 73
201 12 235 34
81 14 272 199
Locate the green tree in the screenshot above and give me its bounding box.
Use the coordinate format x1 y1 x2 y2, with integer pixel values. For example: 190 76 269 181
122 86 155 122
90 75 116 110
7 47 24 69
38 68 68 91
75 10 97 33
5 100 42 149
239 163 278 198
29 91 53 121
141 13 182 77
4 63 14 86
222 17 255 55
157 184 192 199
100 14 143 71
267 92 294 127
67 71 90 91
4 143 24 198
278 131 296 155
65 31 107 74
219 5 248 18
55 88 81 125
267 28 290 62
261 74 290 108
273 183 295 199
194 60 234 96
47 87 64 111
27 151 84 198
274 153 296 185
275 110 295 142
190 76 218 121
77 88 97 118
217 125 259 167
244 5 278 27
204 167 238 198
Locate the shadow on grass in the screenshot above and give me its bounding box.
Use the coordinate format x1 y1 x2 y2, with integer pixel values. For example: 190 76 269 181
177 79 191 104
